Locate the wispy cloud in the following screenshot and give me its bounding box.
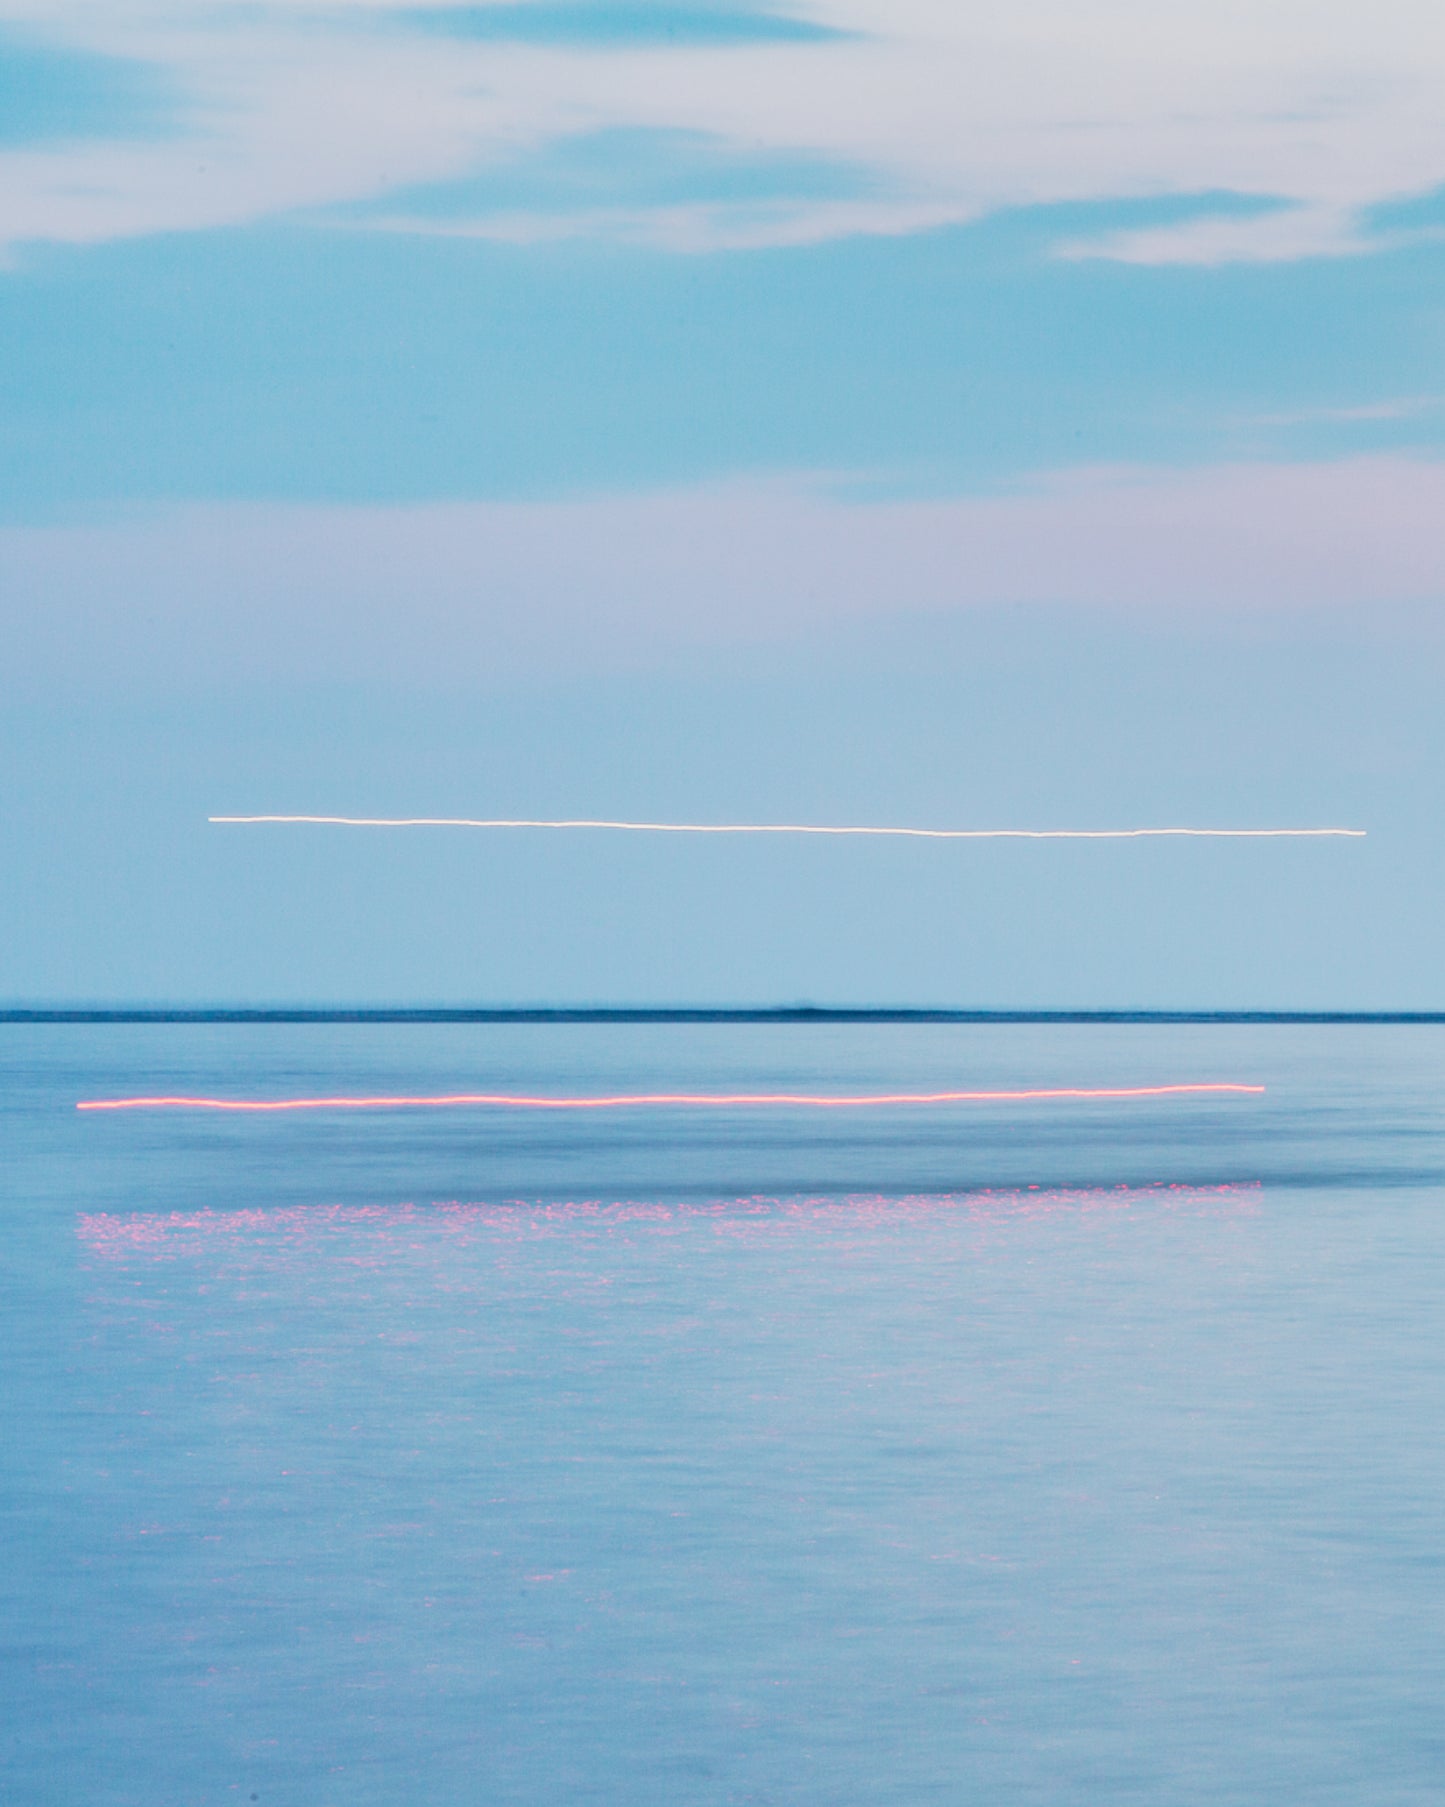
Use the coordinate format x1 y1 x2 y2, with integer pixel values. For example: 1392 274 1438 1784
323 122 929 249
3 1 1445 261
1249 396 1445 427
1055 202 1371 266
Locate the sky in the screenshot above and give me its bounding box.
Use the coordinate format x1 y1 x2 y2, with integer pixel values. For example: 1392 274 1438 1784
3 0 1444 1006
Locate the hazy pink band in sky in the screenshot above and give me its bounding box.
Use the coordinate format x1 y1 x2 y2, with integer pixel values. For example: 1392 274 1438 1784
209 817 1364 839
77 1084 1265 1113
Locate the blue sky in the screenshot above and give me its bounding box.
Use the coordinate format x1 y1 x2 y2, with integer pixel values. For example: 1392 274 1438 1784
5 208 1445 510
3 0 1444 1004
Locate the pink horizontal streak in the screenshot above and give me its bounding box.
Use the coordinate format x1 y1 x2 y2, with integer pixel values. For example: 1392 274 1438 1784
209 816 1363 839
77 1084 1265 1113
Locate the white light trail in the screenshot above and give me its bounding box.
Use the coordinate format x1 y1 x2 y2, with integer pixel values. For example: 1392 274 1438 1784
209 817 1365 840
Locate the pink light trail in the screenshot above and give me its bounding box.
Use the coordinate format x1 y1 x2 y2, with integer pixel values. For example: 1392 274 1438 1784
209 816 1363 839
77 1083 1264 1114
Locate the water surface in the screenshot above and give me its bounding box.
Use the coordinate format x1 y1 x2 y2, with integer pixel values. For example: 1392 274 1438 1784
3 1024 1443 1804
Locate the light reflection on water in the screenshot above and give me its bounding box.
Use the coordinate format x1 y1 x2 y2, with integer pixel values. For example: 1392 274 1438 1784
76 1181 1262 1256
4 1026 1445 1805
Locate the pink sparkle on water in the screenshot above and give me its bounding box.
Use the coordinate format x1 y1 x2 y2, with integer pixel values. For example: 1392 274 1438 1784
74 1183 1265 1260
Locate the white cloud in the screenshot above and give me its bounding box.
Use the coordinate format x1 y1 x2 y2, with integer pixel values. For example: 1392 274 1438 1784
1055 204 1369 265
4 456 1443 693
2 0 1445 260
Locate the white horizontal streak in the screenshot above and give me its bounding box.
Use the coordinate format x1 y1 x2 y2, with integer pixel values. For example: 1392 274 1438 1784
209 816 1365 839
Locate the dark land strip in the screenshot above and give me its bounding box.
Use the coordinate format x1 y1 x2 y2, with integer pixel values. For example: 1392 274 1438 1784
5 1009 1445 1025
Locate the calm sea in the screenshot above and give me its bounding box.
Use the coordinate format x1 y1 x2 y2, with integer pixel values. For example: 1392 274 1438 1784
3 1023 1444 1805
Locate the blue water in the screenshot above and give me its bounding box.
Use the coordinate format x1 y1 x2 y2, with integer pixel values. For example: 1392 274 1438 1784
4 1024 1444 1805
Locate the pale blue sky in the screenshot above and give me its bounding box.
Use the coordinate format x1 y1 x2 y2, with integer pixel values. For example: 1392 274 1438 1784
2 1 1443 1004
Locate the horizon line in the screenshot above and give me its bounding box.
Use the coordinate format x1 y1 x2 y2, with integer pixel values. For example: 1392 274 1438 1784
208 816 1367 840
8 1008 1445 1025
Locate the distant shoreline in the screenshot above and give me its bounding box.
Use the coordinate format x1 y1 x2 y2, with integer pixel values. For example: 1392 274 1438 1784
5 1008 1444 1026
